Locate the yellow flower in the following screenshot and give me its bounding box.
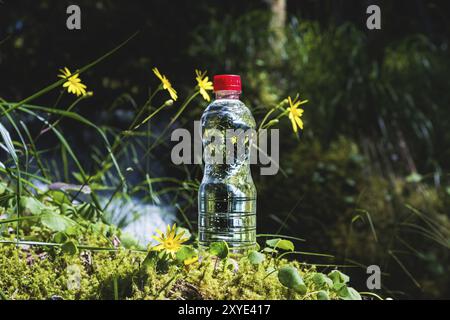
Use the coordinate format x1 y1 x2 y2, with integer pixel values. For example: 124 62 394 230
195 69 213 102
152 67 178 101
184 256 199 266
58 67 88 97
287 96 308 133
151 224 187 257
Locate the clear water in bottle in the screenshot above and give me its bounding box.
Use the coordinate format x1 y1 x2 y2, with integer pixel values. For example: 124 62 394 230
198 75 256 253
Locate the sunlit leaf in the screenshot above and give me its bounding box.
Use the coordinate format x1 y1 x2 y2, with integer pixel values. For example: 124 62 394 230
248 251 265 264
175 245 197 264
317 290 330 300
328 270 350 285
20 196 44 215
209 241 229 259
41 213 77 232
266 238 295 251
339 286 362 300
312 272 333 288
278 265 306 294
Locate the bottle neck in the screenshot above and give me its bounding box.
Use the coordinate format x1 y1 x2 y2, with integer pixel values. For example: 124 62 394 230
215 90 241 100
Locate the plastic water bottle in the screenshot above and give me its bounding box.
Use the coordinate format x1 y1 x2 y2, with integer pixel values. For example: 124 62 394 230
198 75 257 253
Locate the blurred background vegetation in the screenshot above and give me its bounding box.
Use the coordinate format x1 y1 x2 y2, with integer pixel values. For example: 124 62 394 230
1 0 450 299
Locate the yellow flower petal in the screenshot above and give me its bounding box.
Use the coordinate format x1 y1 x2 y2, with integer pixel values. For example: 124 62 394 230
152 67 177 101
152 67 163 81
195 69 213 102
149 223 189 257
58 67 89 97
295 116 304 130
152 235 163 242
152 244 164 251
168 87 178 101
286 95 308 133
200 88 210 102
290 116 298 133
184 256 198 266
174 231 185 241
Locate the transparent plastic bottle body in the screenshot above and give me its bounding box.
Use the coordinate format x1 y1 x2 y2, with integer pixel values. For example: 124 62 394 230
198 91 256 253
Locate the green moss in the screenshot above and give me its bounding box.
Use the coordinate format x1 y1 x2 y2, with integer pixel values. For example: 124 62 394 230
0 243 352 300
0 176 360 300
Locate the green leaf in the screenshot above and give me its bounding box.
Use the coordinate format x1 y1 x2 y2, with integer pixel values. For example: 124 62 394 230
262 247 278 253
312 272 333 288
20 197 44 215
339 286 362 300
65 225 81 236
0 123 18 163
328 270 350 285
175 245 197 264
266 238 295 251
48 191 71 205
40 213 77 232
0 182 7 194
317 290 330 300
333 282 347 291
142 250 158 268
209 241 229 259
61 240 78 255
156 258 170 274
406 172 422 183
248 251 265 265
277 265 306 294
53 232 68 244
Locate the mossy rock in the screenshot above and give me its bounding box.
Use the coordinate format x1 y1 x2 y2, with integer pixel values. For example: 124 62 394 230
0 243 356 300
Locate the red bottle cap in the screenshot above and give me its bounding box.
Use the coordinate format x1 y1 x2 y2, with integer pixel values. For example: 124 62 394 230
213 74 242 92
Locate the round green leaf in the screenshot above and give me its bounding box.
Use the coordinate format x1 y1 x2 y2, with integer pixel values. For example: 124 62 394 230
248 251 265 265
20 197 44 215
266 238 295 251
53 232 68 244
312 272 333 288
175 245 197 264
339 286 362 300
317 290 330 300
48 191 71 205
41 213 77 232
328 270 350 285
209 241 229 259
61 240 78 255
262 247 278 253
278 265 306 294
